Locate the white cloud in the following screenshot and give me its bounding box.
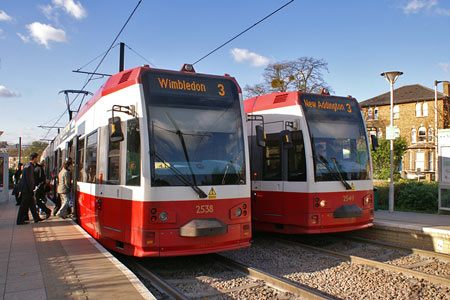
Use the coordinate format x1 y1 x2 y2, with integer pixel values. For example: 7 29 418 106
17 32 30 43
0 85 21 97
0 10 13 22
402 0 450 15
50 0 87 20
39 4 57 21
439 62 450 73
435 7 450 16
403 0 437 14
23 22 67 49
230 48 270 67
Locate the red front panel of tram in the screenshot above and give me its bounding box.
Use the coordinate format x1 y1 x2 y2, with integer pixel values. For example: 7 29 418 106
252 189 374 234
76 191 251 256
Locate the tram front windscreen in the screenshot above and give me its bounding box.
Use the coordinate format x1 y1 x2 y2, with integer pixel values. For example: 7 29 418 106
142 70 246 187
300 94 371 182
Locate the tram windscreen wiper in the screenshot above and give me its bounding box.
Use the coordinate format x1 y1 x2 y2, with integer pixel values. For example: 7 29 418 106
330 157 352 190
317 155 352 190
151 121 207 198
153 152 207 198
165 113 208 198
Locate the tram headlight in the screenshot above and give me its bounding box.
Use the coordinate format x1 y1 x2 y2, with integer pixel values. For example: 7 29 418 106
235 207 243 217
320 200 327 207
363 194 372 205
159 212 168 222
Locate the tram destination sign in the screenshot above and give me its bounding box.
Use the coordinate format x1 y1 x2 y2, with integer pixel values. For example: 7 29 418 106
145 70 236 100
300 94 361 122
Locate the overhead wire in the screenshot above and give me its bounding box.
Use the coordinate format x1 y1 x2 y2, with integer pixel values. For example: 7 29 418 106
192 0 294 66
125 43 157 67
41 0 143 140
75 43 119 72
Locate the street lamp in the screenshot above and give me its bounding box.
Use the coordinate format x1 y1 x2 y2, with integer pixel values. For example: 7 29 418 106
434 81 449 181
381 71 403 213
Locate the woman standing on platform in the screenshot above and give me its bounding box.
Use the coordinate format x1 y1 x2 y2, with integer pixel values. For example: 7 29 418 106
56 159 72 219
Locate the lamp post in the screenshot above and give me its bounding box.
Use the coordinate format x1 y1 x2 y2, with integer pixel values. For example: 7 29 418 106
381 71 403 213
434 81 449 181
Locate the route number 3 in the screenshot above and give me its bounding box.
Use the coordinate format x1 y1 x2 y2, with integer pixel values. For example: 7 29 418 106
346 103 352 113
196 205 214 214
217 84 225 96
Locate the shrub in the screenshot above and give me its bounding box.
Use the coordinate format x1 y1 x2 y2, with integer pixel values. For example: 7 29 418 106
374 180 438 213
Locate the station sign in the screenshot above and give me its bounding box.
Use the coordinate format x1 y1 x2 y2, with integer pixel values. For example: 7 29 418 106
385 126 396 140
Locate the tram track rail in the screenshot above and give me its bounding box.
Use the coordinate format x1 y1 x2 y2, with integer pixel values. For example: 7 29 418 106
342 235 450 261
121 255 189 300
122 253 333 300
271 236 450 287
212 253 333 300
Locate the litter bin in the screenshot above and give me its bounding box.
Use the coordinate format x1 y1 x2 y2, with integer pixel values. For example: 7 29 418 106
373 187 378 211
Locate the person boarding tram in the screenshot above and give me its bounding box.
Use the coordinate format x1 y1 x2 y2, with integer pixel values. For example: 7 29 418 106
16 153 43 225
34 160 52 219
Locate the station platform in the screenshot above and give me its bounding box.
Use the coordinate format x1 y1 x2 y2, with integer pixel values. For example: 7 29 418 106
349 209 450 254
0 194 155 300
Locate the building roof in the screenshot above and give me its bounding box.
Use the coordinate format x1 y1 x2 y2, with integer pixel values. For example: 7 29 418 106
360 84 447 107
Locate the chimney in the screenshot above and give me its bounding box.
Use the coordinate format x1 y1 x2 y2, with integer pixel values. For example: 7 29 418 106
443 81 450 96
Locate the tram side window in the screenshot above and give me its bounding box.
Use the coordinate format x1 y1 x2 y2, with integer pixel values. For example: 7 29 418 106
85 131 98 183
108 130 121 185
126 118 141 186
263 133 281 181
288 131 307 181
77 138 85 182
57 149 62 171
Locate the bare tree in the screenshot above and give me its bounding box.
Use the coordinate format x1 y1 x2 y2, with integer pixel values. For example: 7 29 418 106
264 62 295 93
289 57 332 93
244 83 268 98
243 57 332 98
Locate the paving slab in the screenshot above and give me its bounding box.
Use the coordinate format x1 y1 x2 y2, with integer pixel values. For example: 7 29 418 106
0 194 154 300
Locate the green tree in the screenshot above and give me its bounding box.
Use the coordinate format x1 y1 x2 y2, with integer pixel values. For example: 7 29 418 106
371 137 408 179
8 141 48 162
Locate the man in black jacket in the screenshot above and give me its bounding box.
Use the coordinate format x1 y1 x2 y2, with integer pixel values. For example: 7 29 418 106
16 153 43 225
34 160 51 219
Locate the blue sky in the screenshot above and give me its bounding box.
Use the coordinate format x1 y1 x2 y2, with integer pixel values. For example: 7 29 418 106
1 0 450 145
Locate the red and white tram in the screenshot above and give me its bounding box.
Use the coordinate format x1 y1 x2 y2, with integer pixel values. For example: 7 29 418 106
42 64 251 256
245 91 375 234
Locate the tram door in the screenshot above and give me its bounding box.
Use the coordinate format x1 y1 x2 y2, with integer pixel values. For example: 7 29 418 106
253 132 285 221
69 138 78 222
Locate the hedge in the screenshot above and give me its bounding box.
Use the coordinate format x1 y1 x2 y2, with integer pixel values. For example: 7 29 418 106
375 180 438 213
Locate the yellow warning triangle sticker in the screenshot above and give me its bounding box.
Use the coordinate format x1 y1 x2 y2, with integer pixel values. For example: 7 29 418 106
208 187 217 199
350 183 355 190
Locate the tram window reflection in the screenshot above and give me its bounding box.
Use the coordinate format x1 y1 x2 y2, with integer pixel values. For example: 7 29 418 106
126 118 141 186
86 131 98 183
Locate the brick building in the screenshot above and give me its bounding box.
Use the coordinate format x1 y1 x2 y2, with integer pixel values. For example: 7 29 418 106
360 83 450 180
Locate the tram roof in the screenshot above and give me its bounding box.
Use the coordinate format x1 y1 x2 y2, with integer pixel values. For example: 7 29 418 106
244 91 300 113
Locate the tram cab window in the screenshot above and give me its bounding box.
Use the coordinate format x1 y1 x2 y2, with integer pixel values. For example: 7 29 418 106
288 131 306 181
77 138 85 182
108 126 121 185
126 118 141 186
263 133 281 181
85 131 98 183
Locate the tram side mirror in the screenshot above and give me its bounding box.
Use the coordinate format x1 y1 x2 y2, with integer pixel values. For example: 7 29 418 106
110 117 124 143
255 125 266 147
371 135 379 151
281 130 293 149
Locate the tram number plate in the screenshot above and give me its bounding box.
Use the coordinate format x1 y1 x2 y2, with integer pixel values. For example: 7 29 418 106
196 205 214 214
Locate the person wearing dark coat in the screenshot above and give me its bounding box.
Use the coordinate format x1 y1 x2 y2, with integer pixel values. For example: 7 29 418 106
34 161 51 219
16 153 43 225
13 163 23 205
48 167 62 216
